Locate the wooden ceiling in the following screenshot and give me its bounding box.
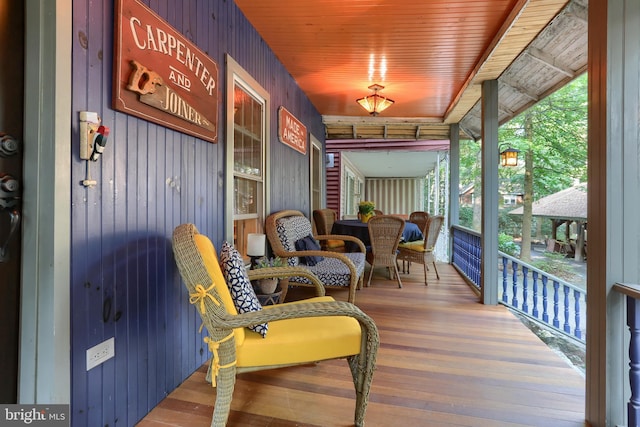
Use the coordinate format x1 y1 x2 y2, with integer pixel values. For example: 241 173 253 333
234 0 587 141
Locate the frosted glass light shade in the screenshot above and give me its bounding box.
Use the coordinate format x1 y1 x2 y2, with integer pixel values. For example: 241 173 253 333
247 233 266 257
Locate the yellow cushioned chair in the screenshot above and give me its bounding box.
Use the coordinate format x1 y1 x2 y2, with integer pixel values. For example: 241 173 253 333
397 215 444 285
172 223 379 427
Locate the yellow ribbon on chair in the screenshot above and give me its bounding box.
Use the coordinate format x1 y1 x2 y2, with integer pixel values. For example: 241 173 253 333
189 283 220 314
203 333 237 387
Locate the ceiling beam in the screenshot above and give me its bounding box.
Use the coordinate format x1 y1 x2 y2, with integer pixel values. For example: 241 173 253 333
525 47 574 78
500 78 539 103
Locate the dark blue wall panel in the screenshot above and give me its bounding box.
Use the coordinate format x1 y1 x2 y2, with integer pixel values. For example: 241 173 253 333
70 0 323 425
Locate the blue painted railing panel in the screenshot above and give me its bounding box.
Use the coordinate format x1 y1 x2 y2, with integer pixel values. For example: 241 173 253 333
451 226 586 343
451 226 481 290
629 295 640 427
613 283 640 427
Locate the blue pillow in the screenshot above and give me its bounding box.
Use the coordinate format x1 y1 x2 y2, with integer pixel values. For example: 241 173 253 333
294 235 324 266
402 221 424 242
219 241 268 338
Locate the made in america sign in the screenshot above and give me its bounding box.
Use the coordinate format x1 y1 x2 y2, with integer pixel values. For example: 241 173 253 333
278 107 307 154
113 0 219 143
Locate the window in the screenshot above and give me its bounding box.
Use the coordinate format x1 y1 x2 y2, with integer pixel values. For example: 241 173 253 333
503 194 519 206
225 55 270 258
310 137 322 212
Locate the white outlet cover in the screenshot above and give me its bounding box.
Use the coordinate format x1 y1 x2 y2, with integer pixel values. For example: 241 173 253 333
86 337 115 371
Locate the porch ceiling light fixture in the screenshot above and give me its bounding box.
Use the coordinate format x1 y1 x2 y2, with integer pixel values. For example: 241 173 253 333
356 84 394 116
499 145 520 167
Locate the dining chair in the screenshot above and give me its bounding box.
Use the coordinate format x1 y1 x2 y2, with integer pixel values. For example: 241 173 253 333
313 208 346 252
172 223 379 427
409 211 430 234
397 215 444 285
373 209 384 216
366 215 404 288
266 210 366 303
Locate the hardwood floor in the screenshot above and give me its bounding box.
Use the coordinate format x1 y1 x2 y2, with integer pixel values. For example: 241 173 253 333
138 263 586 427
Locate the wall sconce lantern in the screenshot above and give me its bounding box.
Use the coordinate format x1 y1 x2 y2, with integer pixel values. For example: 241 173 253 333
499 146 520 167
356 84 394 116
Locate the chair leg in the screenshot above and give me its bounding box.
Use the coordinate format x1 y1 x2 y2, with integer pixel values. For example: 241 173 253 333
392 262 403 288
366 263 374 287
423 262 429 286
432 261 440 279
349 332 379 427
210 365 236 427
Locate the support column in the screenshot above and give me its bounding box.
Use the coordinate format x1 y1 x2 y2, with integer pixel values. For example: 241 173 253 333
586 0 640 425
480 80 499 305
449 124 460 263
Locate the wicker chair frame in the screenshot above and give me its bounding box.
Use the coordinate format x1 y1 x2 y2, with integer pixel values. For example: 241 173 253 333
397 215 444 285
366 215 404 288
172 223 379 427
409 211 430 234
313 208 346 252
266 210 366 303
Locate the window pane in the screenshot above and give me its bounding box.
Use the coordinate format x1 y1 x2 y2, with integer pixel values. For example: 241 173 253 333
234 87 263 177
234 176 258 216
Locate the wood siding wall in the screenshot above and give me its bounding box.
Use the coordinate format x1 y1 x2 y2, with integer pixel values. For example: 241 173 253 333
70 1 322 426
326 151 341 215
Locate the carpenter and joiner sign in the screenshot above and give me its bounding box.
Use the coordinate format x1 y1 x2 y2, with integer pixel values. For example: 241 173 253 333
113 0 219 143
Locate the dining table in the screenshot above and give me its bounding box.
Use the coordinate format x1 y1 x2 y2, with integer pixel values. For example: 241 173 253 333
332 219 424 252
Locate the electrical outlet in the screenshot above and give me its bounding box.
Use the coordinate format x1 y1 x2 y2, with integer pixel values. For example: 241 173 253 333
86 337 115 371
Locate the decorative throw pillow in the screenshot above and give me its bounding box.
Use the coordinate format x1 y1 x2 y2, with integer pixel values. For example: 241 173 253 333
294 235 324 266
219 241 268 338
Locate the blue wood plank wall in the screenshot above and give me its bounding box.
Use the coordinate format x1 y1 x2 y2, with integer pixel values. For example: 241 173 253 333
70 1 324 425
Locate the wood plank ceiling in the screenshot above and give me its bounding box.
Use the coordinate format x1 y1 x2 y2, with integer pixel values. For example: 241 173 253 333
234 0 587 142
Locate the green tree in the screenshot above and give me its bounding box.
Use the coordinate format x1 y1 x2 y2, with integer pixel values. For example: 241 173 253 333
458 74 588 256
498 73 588 261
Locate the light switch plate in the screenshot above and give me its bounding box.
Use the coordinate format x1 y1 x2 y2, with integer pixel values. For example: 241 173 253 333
79 111 101 160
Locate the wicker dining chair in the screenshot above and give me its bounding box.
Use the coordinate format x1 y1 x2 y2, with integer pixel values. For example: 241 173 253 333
366 215 404 288
397 215 445 285
313 208 346 252
409 211 430 234
172 223 379 427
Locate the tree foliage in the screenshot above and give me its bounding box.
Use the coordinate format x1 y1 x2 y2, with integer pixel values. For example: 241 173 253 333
458 73 588 250
498 74 588 199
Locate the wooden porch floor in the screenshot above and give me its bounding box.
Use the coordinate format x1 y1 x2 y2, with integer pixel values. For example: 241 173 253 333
138 263 586 427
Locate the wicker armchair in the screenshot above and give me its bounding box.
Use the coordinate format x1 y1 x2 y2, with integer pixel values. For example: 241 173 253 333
366 215 404 288
172 223 379 427
313 208 346 252
397 215 444 285
266 210 366 303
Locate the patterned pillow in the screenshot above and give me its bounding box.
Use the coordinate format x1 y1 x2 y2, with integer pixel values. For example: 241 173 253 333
219 241 268 338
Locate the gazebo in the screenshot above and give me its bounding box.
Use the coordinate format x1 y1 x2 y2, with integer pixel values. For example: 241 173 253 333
509 183 587 261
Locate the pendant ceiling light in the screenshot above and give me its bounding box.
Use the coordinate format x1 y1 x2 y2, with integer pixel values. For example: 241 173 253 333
356 84 394 116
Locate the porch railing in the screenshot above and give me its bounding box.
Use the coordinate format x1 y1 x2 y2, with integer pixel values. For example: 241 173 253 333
451 225 586 344
613 282 640 426
451 225 481 289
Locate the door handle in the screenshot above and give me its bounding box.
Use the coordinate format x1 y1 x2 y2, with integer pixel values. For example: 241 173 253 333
0 173 20 262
